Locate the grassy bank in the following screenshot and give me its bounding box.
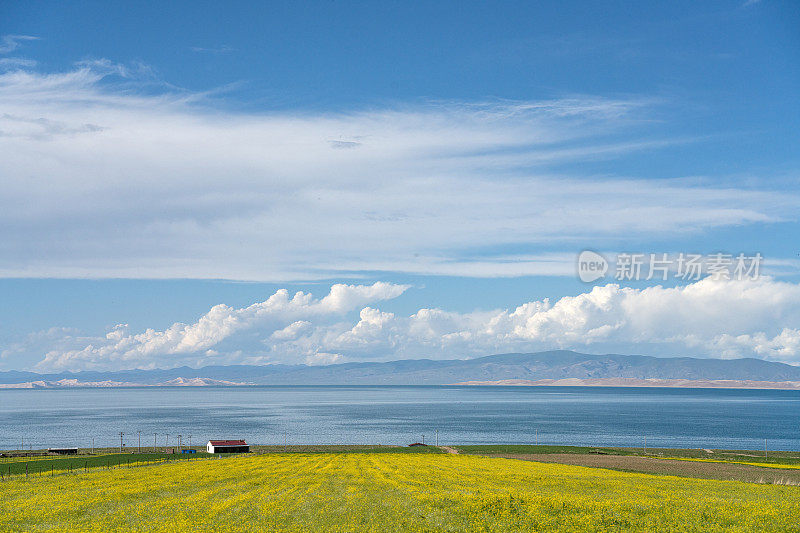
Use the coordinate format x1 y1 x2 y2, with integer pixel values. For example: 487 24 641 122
248 444 443 454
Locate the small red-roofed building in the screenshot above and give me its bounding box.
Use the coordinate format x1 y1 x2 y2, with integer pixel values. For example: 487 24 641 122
206 439 249 453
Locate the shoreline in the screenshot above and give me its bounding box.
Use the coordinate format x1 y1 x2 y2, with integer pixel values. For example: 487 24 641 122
3 377 800 390
451 377 800 390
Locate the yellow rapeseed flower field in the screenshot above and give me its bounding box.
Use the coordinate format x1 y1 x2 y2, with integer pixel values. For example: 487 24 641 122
1 453 798 532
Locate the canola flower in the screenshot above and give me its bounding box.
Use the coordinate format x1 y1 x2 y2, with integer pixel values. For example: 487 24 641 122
0 453 799 532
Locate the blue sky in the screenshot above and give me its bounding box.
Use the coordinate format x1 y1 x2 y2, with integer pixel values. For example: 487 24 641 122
1 1 799 372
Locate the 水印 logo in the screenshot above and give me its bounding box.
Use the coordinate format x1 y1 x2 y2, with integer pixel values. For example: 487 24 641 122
577 250 608 282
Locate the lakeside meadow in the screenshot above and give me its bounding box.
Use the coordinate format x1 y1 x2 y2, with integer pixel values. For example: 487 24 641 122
2 451 799 532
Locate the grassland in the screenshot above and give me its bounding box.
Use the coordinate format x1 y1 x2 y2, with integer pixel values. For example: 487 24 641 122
0 452 208 478
248 444 444 454
1 452 799 531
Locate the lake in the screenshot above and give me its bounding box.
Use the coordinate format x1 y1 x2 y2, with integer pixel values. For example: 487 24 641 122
1 386 798 451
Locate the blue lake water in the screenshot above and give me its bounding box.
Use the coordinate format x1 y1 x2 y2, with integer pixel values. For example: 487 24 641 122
1 386 799 451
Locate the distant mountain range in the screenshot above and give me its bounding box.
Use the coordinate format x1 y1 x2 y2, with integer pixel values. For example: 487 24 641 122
2 351 800 388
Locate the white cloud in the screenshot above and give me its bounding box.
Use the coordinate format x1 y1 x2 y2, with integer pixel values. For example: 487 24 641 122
0 62 797 279
0 58 37 69
0 35 38 54
15 277 800 372
29 282 408 371
189 45 235 54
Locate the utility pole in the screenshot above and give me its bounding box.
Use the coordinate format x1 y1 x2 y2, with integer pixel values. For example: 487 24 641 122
119 432 124 453
765 438 768 460
422 434 425 445
154 433 157 453
644 436 647 454
91 437 94 454
138 431 141 453
166 433 169 452
536 428 538 446
435 429 438 447
178 435 182 451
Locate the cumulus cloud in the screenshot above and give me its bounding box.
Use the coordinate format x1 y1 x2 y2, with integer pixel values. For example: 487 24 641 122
1 62 797 279
14 277 800 372
30 282 408 370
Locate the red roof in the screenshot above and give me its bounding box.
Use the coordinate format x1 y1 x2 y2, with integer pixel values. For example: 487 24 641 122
209 440 247 446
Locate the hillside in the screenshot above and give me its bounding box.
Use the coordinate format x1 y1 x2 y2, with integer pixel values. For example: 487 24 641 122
2 350 799 387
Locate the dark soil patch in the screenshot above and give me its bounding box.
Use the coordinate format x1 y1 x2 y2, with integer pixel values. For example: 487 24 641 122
483 453 800 485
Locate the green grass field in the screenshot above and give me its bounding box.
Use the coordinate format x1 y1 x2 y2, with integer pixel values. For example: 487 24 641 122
248 444 444 454
1 452 799 531
0 452 210 478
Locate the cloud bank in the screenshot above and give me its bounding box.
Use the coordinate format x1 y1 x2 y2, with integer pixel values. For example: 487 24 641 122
1 60 797 279
7 277 800 371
